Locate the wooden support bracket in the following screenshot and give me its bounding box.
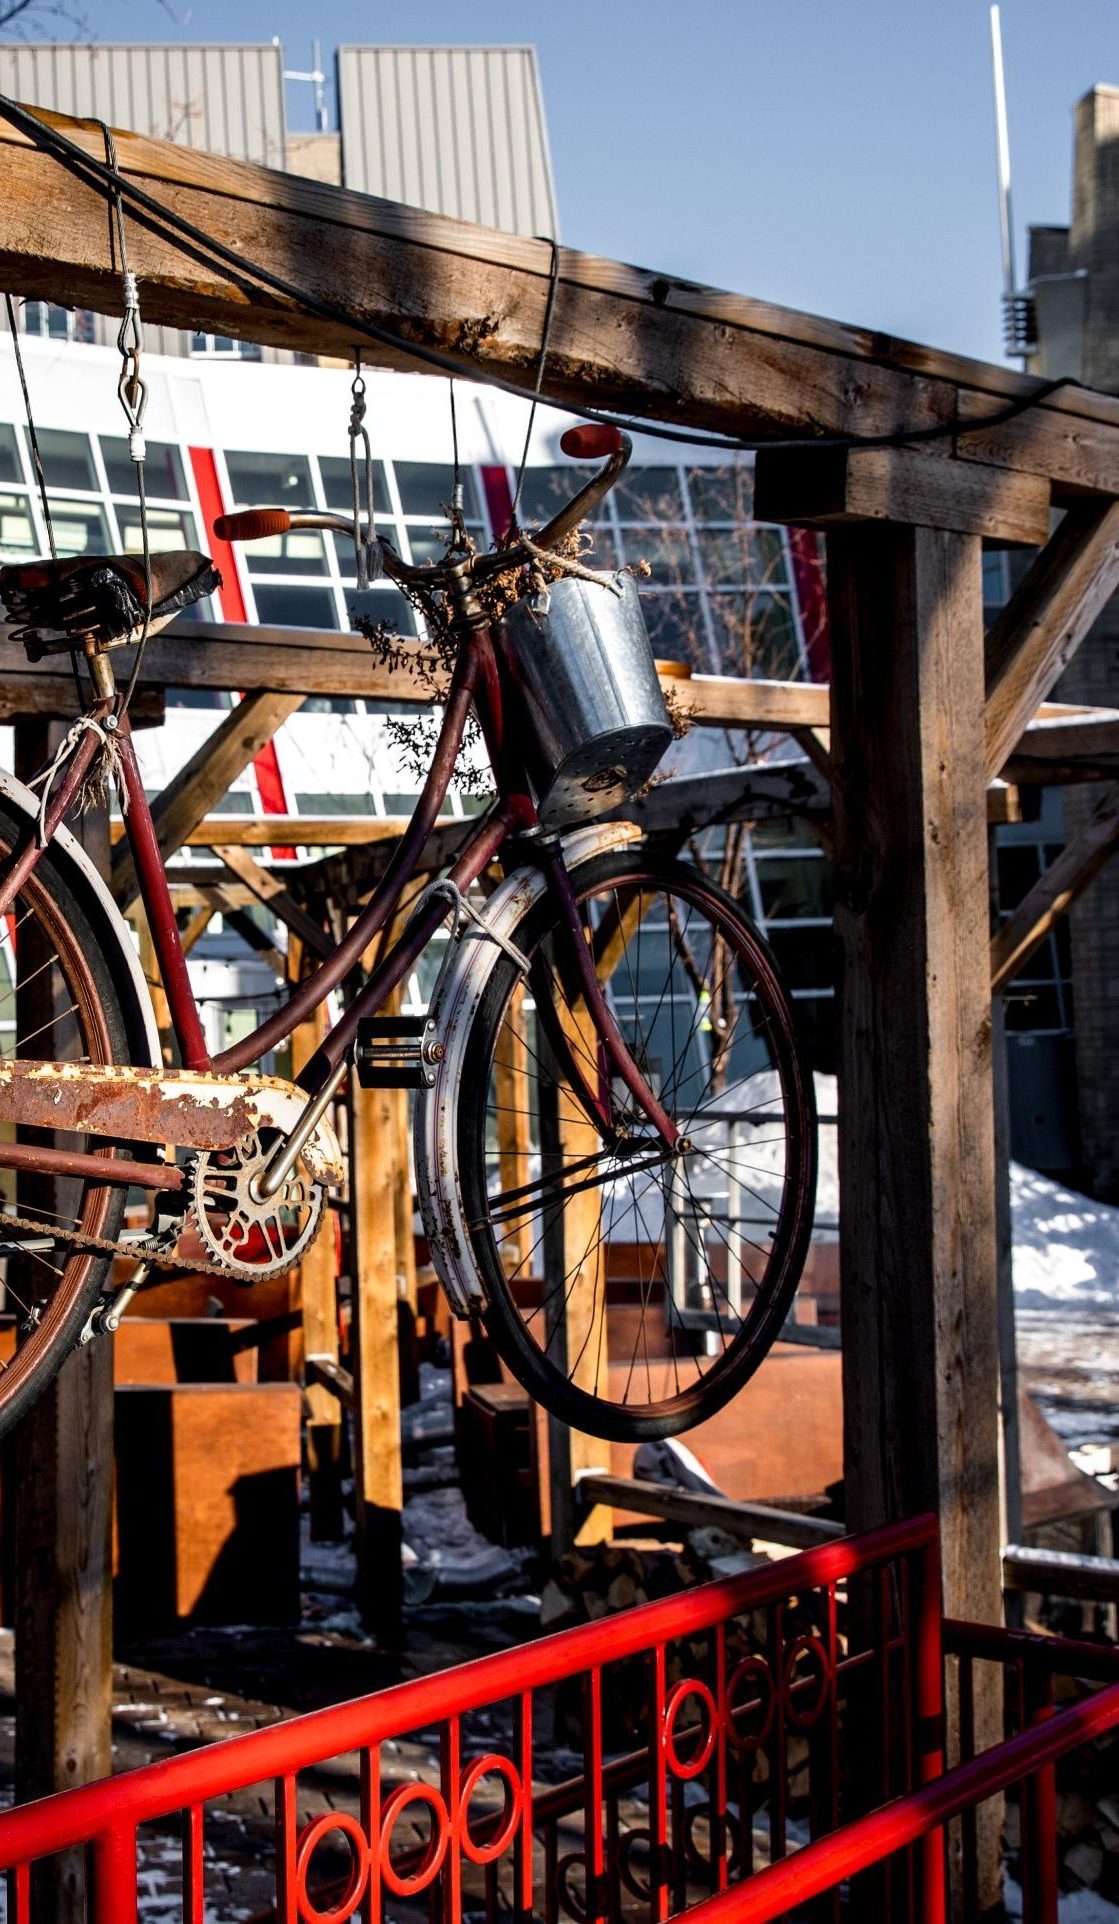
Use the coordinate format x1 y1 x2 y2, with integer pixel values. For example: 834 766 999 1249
753 444 1052 545
111 689 304 905
984 500 1119 781
991 782 1119 993
212 842 331 958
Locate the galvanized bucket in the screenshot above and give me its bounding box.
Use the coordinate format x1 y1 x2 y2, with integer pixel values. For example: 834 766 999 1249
493 572 673 828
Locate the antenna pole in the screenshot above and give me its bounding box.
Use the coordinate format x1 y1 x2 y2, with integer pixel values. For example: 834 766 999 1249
989 5 1016 298
990 6 1030 366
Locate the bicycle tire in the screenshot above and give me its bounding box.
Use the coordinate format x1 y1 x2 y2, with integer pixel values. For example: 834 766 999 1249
0 797 130 1436
456 848 817 1442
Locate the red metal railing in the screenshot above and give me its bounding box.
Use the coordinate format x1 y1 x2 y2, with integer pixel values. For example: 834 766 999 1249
0 1515 942 1923
3 1512 1116 1924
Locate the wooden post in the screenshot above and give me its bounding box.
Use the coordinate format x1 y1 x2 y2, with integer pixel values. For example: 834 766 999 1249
348 1013 404 1642
289 939 344 1542
6 720 113 1922
541 991 612 1555
826 526 1002 1896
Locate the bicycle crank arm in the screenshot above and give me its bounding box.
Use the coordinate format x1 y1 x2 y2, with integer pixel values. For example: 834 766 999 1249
0 1061 344 1184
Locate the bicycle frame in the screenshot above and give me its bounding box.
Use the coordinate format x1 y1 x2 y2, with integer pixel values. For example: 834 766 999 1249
0 616 678 1184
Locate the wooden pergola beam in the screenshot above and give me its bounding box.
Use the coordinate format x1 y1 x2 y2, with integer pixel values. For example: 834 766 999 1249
110 814 432 848
110 689 304 906
211 842 331 958
990 782 1119 994
983 500 1119 780
4 106 1119 476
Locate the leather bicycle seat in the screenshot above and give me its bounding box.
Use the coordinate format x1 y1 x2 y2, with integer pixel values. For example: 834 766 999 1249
0 550 221 658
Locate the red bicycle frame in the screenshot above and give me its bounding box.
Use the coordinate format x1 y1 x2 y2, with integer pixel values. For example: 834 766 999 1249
0 617 678 1179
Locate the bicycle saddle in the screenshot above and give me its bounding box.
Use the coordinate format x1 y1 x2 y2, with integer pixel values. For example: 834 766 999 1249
0 550 221 658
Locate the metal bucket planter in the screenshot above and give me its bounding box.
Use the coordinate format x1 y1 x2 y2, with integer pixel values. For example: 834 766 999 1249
493 572 673 827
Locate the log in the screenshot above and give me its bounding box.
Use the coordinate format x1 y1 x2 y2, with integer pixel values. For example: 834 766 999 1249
0 104 1118 491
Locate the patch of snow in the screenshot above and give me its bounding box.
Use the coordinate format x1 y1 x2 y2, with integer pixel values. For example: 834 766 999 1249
1011 1165 1119 1312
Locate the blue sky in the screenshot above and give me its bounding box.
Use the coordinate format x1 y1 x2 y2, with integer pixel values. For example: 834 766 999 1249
82 1 1118 366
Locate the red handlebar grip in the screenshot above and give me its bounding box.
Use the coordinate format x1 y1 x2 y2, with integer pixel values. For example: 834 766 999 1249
213 509 291 542
559 424 625 460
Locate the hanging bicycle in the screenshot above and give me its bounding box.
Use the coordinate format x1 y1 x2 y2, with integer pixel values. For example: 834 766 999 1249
0 418 817 1444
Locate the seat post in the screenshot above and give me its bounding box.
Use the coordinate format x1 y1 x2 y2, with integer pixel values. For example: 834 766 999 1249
81 636 117 703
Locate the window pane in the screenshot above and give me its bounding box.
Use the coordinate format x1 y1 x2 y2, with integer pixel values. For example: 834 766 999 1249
251 584 337 629
687 467 752 522
0 425 22 485
225 450 315 505
516 465 607 525
709 591 801 679
393 462 479 519
618 525 693 584
37 429 97 492
0 491 37 561
697 525 785 587
48 498 111 557
340 585 417 636
319 453 391 516
755 855 833 920
613 467 683 521
403 526 460 568
248 530 328 577
116 505 199 555
100 438 187 500
639 590 707 667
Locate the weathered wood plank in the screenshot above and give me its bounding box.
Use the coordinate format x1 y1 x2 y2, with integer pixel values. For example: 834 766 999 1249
956 386 1119 497
990 783 1119 993
211 842 331 958
578 1474 842 1548
984 501 1119 780
753 445 1052 544
828 526 1001 1771
110 814 420 847
348 1013 405 1639
3 106 1119 461
0 107 1116 431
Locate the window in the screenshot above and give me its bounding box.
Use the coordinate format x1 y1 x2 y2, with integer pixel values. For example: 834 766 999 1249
190 334 262 361
100 438 187 501
22 302 77 342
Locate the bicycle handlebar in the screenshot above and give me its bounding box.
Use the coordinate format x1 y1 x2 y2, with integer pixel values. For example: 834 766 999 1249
211 422 632 592
213 509 293 542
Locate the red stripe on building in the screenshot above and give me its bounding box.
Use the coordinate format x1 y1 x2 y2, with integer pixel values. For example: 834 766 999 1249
787 527 831 682
188 445 295 859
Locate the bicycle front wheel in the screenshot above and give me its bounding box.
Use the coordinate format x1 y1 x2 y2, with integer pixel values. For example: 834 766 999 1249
457 849 817 1442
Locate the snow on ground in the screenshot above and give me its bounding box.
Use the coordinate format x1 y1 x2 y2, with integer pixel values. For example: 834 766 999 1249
811 1074 1119 1443
1011 1164 1119 1313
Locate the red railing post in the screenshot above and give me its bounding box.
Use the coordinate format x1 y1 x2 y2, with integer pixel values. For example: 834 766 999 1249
914 1534 947 1924
90 1826 138 1922
1022 1674 1058 1924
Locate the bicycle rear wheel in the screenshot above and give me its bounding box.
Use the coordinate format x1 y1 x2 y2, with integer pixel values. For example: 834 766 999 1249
457 849 817 1442
0 798 130 1436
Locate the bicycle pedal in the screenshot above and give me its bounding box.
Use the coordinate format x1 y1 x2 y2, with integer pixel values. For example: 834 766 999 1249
354 1015 443 1089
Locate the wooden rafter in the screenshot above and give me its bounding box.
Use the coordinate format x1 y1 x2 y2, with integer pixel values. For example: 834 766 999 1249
983 500 1119 780
211 842 331 958
3 106 1119 475
111 689 304 905
990 782 1119 994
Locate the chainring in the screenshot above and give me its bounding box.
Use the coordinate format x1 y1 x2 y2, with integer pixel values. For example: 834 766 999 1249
189 1131 325 1281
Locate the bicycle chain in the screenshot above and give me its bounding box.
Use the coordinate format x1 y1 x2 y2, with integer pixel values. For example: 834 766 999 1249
0 1202 244 1280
